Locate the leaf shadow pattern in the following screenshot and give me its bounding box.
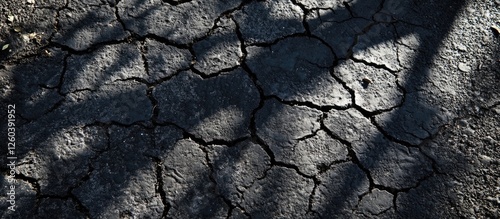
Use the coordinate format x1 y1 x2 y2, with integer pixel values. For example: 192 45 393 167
1 0 496 218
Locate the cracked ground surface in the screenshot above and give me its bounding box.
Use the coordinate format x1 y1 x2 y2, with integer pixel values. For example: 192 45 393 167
0 0 499 218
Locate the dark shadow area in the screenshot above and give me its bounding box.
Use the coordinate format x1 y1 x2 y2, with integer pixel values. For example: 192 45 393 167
1 0 498 218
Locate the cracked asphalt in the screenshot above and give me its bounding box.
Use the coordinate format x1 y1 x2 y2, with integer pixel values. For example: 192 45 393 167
0 0 499 218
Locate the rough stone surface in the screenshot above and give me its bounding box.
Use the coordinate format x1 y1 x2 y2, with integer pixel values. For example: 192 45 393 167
357 189 394 215
334 59 403 112
352 23 400 72
193 17 242 75
62 43 145 94
117 0 241 44
307 10 370 58
355 139 433 189
374 92 452 145
208 141 271 204
145 39 192 82
396 175 459 218
0 5 58 59
153 69 259 142
233 0 304 44
72 126 163 219
325 109 434 189
8 48 66 119
256 99 348 176
161 139 229 219
240 166 314 218
247 37 351 107
53 5 128 51
312 162 370 217
63 81 153 125
323 108 376 142
16 125 107 196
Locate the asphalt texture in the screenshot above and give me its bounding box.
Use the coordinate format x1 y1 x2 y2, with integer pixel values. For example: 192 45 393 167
0 0 499 218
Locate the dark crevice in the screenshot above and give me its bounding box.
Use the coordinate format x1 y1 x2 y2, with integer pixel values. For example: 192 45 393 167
294 128 320 141
181 130 249 147
56 53 69 95
248 131 317 179
226 207 234 219
393 192 399 212
249 136 275 180
320 118 351 146
308 34 338 61
190 62 241 79
321 122 376 194
351 56 399 75
162 0 192 6
234 12 270 174
13 173 43 216
329 59 357 108
46 32 189 57
210 0 253 35
146 86 160 124
147 66 190 87
232 15 248 64
307 177 320 214
113 0 127 31
61 125 110 217
14 173 41 200
246 32 311 47
273 161 315 180
152 157 171 218
341 145 373 192
138 40 160 124
343 1 354 17
393 172 436 199
349 93 405 117
41 98 66 116
199 144 237 216
289 0 311 35
345 21 377 58
46 36 133 54
65 88 97 95
368 117 420 147
370 0 391 21
139 33 190 49
64 192 91 218
362 171 439 214
265 95 350 112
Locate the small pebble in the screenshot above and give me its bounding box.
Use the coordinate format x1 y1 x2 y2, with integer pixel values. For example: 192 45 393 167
458 63 471 72
479 154 493 164
456 44 467 52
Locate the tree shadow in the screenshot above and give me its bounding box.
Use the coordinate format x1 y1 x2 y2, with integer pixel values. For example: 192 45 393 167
1 0 495 218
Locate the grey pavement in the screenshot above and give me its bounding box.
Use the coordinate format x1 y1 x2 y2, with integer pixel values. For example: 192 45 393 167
0 0 499 218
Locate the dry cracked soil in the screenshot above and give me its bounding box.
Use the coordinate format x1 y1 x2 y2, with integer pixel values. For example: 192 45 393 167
0 0 499 218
